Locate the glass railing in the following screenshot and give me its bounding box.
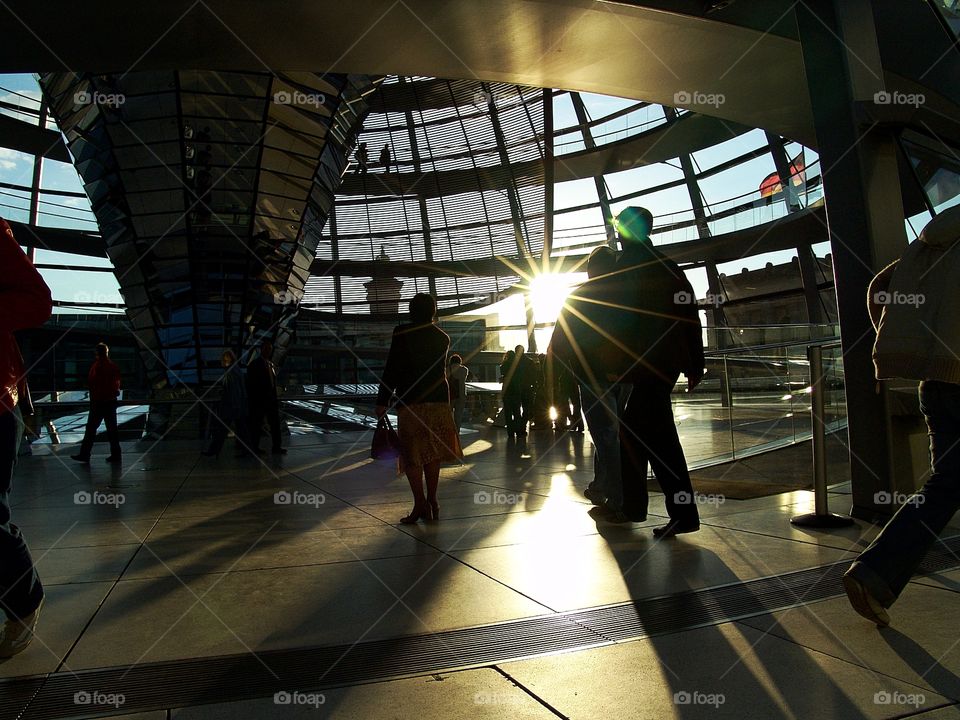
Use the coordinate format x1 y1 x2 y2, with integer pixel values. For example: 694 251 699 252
24 328 846 475
687 335 845 467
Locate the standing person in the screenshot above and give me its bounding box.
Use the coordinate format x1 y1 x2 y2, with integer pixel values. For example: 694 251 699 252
376 293 463 523
71 343 122 464
448 354 469 431
379 144 391 173
532 353 551 428
610 207 704 536
500 350 521 438
843 205 960 627
202 350 250 458
355 142 369 174
0 217 52 657
247 340 286 455
549 245 630 516
514 345 538 437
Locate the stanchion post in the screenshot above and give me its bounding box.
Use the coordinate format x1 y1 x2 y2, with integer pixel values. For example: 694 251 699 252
792 344 854 528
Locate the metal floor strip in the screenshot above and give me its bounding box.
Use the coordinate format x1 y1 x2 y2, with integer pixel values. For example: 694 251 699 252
5 536 960 720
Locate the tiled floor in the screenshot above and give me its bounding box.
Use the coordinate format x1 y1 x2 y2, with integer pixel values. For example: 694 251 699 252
4 423 959 719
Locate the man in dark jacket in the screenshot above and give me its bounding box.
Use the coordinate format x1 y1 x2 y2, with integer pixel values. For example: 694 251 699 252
72 343 123 464
247 340 285 455
0 218 52 657
609 207 704 537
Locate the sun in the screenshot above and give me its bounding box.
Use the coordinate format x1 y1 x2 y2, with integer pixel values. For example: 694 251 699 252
528 272 584 324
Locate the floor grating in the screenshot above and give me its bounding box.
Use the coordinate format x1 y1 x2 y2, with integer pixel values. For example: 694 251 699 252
4 535 960 720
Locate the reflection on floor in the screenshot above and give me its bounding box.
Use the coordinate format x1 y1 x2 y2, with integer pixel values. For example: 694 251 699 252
3 425 959 719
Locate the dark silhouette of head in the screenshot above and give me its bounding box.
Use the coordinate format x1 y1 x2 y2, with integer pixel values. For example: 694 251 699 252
449 354 462 366
409 293 437 324
221 349 236 368
587 245 618 278
260 341 274 360
514 344 525 357
615 206 654 246
95 342 109 359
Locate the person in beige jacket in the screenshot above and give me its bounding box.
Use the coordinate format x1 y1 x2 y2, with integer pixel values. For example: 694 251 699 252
843 204 960 627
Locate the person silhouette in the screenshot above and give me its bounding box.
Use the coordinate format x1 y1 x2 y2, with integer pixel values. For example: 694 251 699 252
355 142 368 174
379 144 391 173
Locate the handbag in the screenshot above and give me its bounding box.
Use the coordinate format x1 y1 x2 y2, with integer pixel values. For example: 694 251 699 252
371 413 401 460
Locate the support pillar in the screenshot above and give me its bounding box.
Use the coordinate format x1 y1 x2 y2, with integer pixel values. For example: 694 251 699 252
797 0 909 520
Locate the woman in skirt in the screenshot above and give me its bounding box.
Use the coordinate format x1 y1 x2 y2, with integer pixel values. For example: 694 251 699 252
376 293 463 523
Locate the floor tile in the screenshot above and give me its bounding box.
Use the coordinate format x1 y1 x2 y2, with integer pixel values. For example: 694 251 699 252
170 667 555 719
499 622 950 719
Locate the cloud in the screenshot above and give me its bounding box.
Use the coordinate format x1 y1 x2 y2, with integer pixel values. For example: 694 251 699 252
0 148 22 170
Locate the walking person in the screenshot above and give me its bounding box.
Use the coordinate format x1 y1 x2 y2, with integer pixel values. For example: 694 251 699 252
247 340 286 455
843 205 960 627
609 207 704 536
202 350 250 458
549 245 631 518
0 217 52 657
448 354 469 431
376 293 463 523
355 142 369 174
71 343 123 464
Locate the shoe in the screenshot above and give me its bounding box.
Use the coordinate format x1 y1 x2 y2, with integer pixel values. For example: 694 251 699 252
583 486 605 507
842 571 890 627
400 504 429 524
105 456 121 464
0 598 43 658
271 448 287 455
653 521 699 538
588 505 643 524
70 454 90 463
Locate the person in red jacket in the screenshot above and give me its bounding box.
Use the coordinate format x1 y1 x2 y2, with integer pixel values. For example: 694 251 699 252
0 218 52 657
71 343 122 464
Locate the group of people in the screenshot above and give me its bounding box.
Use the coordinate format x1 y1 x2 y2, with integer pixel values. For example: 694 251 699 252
354 142 393 175
547 206 705 537
499 346 584 437
66 339 288 464
0 195 956 665
201 340 288 458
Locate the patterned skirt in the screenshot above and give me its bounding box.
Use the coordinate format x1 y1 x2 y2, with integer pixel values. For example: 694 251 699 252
397 402 464 472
